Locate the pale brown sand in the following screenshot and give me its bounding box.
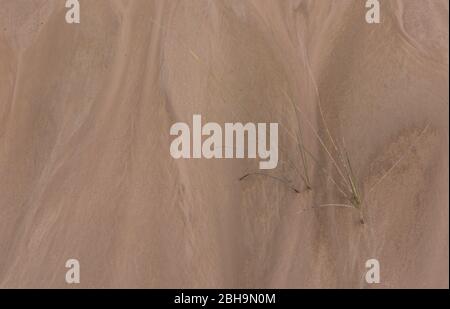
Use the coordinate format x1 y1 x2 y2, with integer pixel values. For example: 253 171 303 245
0 0 448 288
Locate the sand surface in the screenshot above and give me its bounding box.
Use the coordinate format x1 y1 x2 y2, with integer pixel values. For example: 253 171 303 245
0 0 448 288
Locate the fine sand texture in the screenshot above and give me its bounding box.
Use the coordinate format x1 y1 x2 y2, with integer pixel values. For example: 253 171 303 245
0 0 448 288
